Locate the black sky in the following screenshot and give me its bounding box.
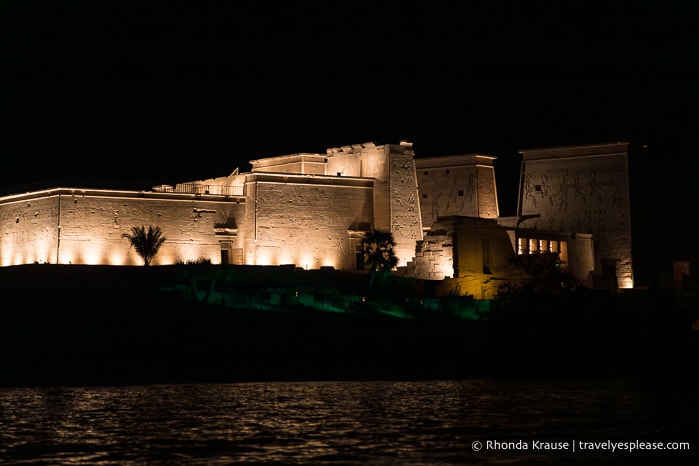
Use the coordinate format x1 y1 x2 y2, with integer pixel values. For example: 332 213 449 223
3 0 698 211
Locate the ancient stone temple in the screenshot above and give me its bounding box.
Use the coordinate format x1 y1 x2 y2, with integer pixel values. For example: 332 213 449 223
242 141 423 270
0 140 637 295
403 142 634 296
0 142 423 271
515 142 634 289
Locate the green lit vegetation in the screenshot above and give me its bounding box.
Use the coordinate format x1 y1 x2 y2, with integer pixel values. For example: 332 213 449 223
160 260 486 321
0 263 696 386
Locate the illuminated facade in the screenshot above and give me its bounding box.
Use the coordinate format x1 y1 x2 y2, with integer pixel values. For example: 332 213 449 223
0 140 635 292
515 142 634 289
0 188 245 267
403 143 634 296
0 142 422 269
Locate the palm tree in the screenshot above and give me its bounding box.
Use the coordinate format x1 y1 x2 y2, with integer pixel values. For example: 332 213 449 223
122 225 166 266
361 229 398 296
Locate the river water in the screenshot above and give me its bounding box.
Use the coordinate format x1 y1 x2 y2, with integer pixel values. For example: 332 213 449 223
0 379 695 465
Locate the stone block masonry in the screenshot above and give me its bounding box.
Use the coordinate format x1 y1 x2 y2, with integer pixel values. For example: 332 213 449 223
0 189 245 266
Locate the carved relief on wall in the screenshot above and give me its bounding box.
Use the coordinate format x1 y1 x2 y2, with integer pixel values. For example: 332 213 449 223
430 183 441 220
528 164 627 217
392 187 405 208
574 170 589 203
467 174 475 201
406 191 416 211
392 214 419 239
524 173 538 207
611 167 624 208
556 169 570 211
392 158 414 184
588 170 604 203
331 232 347 256
392 216 403 236
444 176 472 214
409 216 419 239
540 173 554 206
389 154 421 248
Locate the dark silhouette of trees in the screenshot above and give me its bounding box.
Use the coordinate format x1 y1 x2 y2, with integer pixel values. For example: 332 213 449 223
177 257 225 303
497 252 583 298
122 225 166 266
491 252 588 324
361 229 398 297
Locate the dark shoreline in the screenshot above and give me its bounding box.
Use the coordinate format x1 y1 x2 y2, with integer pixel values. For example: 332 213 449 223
1 264 696 388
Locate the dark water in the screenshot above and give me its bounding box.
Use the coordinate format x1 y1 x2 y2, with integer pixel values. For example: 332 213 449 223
0 379 695 465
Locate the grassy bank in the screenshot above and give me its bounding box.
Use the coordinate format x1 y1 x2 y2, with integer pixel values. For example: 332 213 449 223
0 264 696 387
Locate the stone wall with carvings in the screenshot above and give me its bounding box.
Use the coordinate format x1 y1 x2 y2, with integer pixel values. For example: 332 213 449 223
518 143 633 288
401 227 453 281
326 142 423 268
415 155 498 229
245 176 373 270
0 190 245 266
402 217 522 299
1 141 637 291
388 151 423 267
0 195 59 266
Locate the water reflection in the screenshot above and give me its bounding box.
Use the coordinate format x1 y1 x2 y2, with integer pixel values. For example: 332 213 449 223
0 379 694 465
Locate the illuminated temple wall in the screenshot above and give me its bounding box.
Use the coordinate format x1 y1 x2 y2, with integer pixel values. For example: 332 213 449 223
0 140 636 293
516 142 634 289
403 217 518 297
0 189 245 266
415 154 499 228
0 141 423 270
402 217 596 297
243 174 374 270
326 142 423 268
0 194 60 266
402 217 521 299
250 154 328 175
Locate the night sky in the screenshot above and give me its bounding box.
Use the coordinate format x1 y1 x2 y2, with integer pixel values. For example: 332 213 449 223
3 1 698 219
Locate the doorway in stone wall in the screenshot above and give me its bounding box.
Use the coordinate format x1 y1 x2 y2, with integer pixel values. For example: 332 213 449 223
601 258 619 291
348 232 366 271
220 241 243 265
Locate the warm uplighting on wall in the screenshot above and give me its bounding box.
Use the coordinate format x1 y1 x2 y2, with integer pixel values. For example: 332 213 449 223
299 254 318 270
159 244 219 266
256 249 273 266
107 251 127 266
279 251 293 266
159 250 183 265
2 244 57 266
321 253 337 269
618 278 633 289
82 247 102 265
35 240 51 264
435 261 454 279
1 245 19 266
245 247 336 269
